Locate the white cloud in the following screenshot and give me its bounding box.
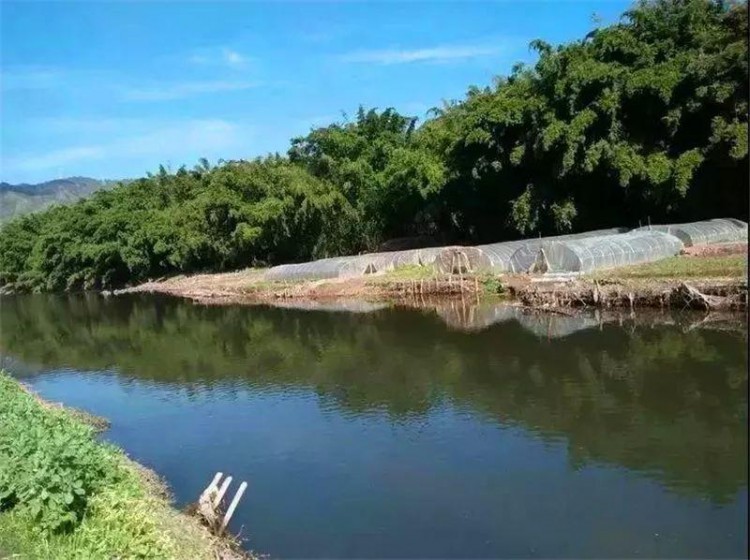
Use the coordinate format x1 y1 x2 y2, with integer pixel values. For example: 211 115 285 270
3 119 249 175
121 80 260 101
340 44 504 65
223 49 246 67
188 47 250 69
116 119 240 155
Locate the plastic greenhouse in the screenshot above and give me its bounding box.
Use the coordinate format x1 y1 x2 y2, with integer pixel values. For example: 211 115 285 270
508 230 684 274
475 227 628 273
264 256 358 281
636 219 747 247
263 217 744 281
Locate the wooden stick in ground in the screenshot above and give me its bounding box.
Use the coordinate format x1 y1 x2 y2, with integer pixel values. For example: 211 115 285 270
221 481 248 533
201 472 222 502
213 476 233 509
198 472 223 528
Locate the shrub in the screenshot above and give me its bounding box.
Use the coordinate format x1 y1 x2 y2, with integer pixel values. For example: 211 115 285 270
0 374 117 533
0 372 224 559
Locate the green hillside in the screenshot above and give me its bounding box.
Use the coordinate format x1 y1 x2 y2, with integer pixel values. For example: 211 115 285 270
0 0 746 292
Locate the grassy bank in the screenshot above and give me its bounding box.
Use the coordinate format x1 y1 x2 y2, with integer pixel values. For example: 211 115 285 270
0 372 235 560
590 254 747 280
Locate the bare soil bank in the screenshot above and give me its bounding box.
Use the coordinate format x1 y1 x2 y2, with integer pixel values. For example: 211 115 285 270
507 277 746 311
116 254 747 312
116 272 484 304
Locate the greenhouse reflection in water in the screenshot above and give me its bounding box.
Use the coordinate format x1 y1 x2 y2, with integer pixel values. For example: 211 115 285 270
0 294 747 558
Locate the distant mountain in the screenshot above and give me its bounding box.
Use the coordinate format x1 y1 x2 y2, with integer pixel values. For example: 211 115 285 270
0 176 120 223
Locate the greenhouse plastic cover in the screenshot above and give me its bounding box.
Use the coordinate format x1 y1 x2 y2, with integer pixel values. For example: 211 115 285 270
509 230 684 274
264 247 445 281
636 218 747 247
264 218 745 281
264 256 358 281
475 227 628 273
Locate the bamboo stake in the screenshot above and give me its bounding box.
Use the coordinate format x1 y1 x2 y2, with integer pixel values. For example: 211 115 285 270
211 472 223 491
221 482 248 532
198 472 224 528
213 476 233 509
200 472 222 502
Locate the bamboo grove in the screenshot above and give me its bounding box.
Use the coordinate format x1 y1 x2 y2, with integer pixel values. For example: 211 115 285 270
1 0 747 292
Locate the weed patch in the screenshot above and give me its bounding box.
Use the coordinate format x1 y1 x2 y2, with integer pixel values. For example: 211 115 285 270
590 254 747 280
0 372 234 559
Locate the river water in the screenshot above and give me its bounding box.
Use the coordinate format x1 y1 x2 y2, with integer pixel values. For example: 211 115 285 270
0 294 747 558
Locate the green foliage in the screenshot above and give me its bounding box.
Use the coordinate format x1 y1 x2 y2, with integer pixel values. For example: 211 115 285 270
0 0 746 292
290 107 446 248
0 375 115 533
0 158 356 292
0 372 219 559
480 276 506 295
418 0 748 238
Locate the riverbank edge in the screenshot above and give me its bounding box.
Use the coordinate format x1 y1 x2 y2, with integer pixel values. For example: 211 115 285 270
114 271 747 312
0 372 254 560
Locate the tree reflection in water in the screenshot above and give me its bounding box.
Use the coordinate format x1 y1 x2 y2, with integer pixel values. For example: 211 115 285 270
1 293 746 504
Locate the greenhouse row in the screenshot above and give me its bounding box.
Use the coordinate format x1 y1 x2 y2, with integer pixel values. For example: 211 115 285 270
264 218 747 281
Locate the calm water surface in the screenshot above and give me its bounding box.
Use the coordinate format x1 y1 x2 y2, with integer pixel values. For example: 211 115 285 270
0 294 747 558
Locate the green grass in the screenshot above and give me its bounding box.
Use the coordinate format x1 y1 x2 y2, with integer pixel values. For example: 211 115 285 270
0 372 219 560
479 275 506 296
590 254 748 280
372 264 442 282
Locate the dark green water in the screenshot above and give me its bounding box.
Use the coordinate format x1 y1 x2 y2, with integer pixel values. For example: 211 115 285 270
0 294 747 558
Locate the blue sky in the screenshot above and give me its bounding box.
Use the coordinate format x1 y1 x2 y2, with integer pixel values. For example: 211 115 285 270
1 1 631 184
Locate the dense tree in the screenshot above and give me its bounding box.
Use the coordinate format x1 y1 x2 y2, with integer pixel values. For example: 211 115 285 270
289 107 446 248
419 0 748 241
0 158 355 291
0 0 746 292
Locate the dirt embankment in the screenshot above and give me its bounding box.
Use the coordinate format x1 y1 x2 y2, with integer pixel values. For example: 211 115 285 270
506 277 746 311
118 272 747 312
680 242 747 257
116 250 748 312
117 271 485 305
506 245 748 311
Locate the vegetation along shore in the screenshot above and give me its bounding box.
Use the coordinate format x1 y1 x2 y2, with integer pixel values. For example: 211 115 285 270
0 372 251 560
0 0 747 296
1 0 747 558
117 248 747 311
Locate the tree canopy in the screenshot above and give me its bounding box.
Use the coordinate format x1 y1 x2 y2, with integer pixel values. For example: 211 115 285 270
1 0 747 292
